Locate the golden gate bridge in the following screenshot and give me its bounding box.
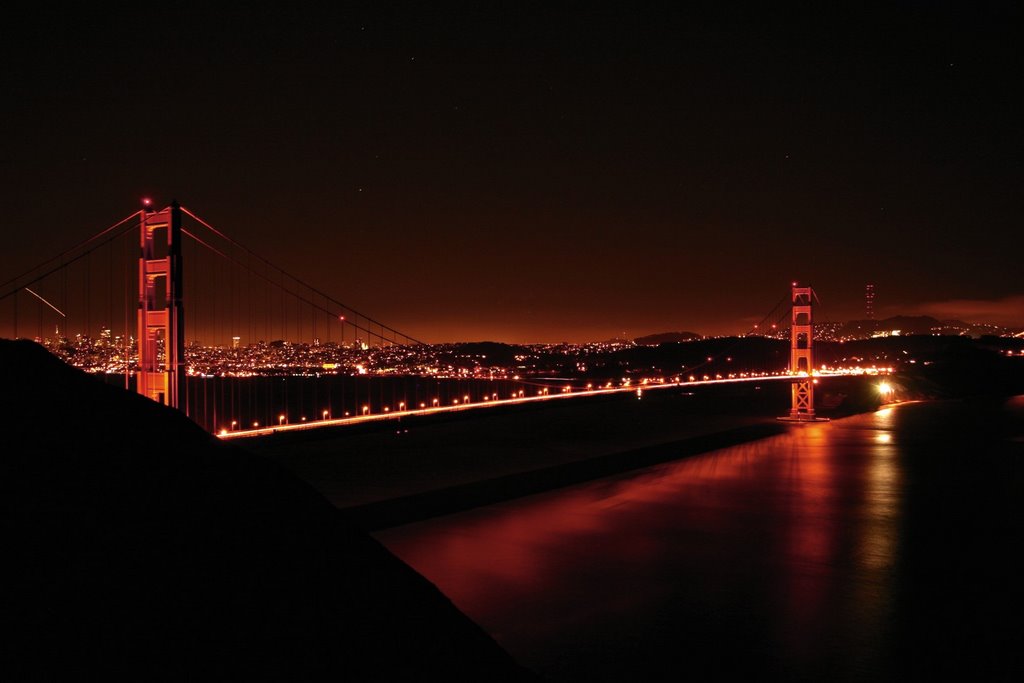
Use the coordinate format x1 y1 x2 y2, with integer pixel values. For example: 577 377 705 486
0 201 881 437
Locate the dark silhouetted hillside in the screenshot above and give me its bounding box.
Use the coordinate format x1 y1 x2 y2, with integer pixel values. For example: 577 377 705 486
633 331 702 345
1 339 536 681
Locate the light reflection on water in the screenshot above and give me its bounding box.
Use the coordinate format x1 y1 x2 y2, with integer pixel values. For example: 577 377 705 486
377 399 1023 681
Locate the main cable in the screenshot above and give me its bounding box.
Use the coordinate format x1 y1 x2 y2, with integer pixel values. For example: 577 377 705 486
0 211 141 293
0 216 140 303
181 206 425 345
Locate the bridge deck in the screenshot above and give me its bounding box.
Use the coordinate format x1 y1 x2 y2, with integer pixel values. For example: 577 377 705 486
220 369 886 440
239 373 889 527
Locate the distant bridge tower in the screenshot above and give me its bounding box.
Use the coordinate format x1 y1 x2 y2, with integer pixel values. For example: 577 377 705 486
137 201 186 410
786 283 817 421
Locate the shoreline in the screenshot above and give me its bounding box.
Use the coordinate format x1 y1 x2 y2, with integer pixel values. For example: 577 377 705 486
351 400 923 531
343 421 788 530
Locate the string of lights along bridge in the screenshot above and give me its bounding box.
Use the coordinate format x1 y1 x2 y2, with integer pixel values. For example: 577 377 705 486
0 201 886 436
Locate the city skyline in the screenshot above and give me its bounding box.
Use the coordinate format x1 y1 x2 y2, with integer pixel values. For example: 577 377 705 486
1 5 1021 343
24 301 1024 351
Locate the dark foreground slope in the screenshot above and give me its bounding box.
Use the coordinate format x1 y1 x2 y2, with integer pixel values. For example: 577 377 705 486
0 340 536 681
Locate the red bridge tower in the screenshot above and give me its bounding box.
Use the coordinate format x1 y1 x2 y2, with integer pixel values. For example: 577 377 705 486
780 283 827 422
137 201 185 410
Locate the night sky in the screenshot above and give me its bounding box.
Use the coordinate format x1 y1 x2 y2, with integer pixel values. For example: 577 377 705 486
1 4 1021 343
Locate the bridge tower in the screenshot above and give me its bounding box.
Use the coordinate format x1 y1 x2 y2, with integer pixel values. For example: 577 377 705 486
137 201 186 410
787 283 816 420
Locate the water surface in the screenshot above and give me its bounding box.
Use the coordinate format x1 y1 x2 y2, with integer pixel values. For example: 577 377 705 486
378 398 1024 681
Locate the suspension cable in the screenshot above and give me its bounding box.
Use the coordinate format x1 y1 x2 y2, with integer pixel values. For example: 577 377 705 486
180 206 425 345
180 227 402 344
0 216 140 303
0 211 141 292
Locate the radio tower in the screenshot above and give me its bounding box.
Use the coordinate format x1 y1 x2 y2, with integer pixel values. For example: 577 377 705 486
865 283 875 320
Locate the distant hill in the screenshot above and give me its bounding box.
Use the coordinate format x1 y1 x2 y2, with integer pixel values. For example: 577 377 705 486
1 339 536 681
841 315 943 336
443 340 536 367
640 316 1017 347
634 331 702 345
838 315 1015 338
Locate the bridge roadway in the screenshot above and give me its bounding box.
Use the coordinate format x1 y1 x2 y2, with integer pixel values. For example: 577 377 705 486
217 368 890 440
